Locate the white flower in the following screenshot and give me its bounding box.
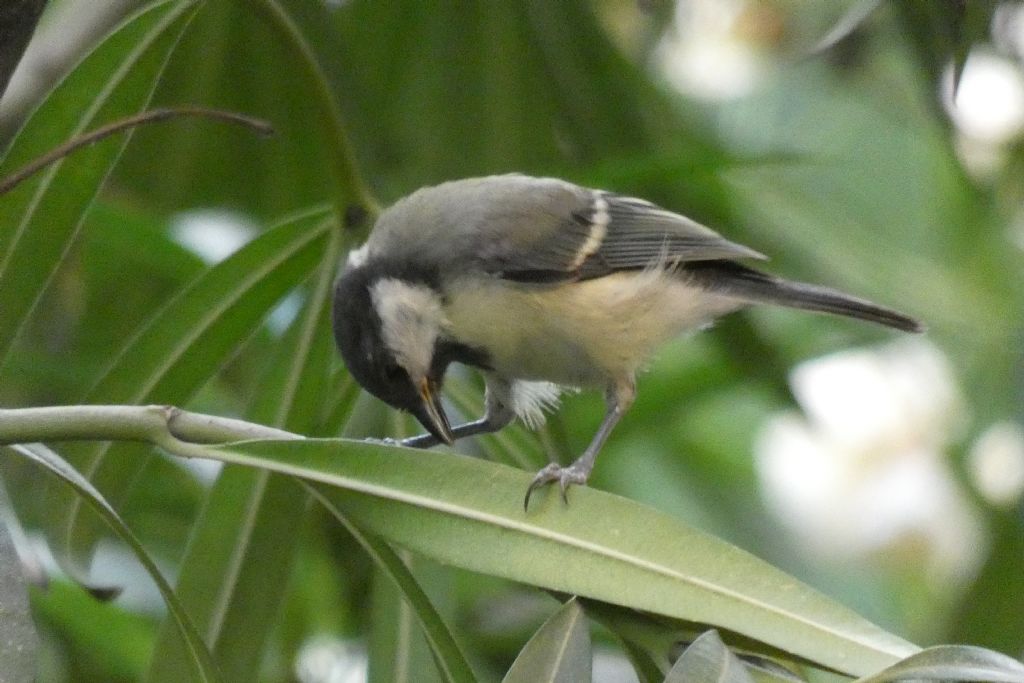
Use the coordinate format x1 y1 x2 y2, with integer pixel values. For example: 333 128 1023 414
656 0 774 101
755 339 984 586
969 421 1024 508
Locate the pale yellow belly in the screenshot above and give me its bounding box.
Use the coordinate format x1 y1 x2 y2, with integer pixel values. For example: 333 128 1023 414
443 272 742 387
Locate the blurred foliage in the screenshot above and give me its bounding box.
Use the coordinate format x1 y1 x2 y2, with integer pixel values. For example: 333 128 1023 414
1 0 1023 681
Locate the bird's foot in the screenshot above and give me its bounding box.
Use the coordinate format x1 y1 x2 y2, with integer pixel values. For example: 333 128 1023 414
399 432 439 449
524 462 590 510
364 435 437 449
364 436 401 447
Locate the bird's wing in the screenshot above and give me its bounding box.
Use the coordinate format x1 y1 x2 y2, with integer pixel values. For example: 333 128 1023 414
365 176 765 284
482 189 767 284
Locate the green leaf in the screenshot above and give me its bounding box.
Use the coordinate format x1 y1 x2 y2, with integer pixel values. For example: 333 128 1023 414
0 0 198 366
318 368 362 436
0 200 209 402
191 439 919 677
83 208 330 401
116 0 681 211
366 555 445 683
51 208 331 567
812 0 883 53
516 1 677 157
5 443 219 682
620 638 667 683
853 645 1024 683
114 0 375 220
147 229 341 682
0 514 38 683
891 1 1001 100
951 520 1024 658
308 486 478 683
146 469 307 683
29 580 153 681
581 600 804 683
578 598 690 677
502 597 591 683
665 631 755 683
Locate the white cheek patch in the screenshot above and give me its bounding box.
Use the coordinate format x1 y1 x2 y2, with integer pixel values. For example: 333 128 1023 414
370 278 445 378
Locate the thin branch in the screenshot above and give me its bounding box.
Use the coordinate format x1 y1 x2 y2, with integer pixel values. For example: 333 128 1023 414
0 106 274 197
166 407 301 443
0 405 300 448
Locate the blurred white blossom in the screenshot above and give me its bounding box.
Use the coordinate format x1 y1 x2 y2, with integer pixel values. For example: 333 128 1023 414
945 48 1024 176
170 209 304 334
755 339 984 586
170 210 256 264
656 0 776 101
948 50 1024 144
295 636 366 683
969 421 1024 507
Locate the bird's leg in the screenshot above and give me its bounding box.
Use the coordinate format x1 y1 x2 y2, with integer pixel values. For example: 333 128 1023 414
400 408 513 447
525 377 636 509
400 379 515 448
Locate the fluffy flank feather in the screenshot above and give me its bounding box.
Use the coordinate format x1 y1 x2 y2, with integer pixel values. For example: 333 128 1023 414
510 381 564 429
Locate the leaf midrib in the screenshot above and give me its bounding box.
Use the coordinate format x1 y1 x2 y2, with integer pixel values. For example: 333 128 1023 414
217 444 917 669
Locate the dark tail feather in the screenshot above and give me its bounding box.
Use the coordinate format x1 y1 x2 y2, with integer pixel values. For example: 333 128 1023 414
686 261 925 333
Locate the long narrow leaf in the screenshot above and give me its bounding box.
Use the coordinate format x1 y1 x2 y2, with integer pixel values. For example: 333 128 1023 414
147 228 341 682
190 439 918 678
582 599 805 682
854 645 1024 683
146 468 307 683
502 598 591 683
308 485 478 683
665 631 755 683
6 444 219 682
366 551 446 683
52 209 331 566
0 0 197 365
620 639 667 683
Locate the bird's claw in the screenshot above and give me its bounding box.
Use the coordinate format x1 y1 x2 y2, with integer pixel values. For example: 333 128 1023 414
523 463 589 510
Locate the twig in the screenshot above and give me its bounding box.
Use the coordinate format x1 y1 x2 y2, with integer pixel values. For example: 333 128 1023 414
0 106 274 197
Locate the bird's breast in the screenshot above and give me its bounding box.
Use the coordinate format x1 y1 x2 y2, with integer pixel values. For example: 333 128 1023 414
442 271 741 387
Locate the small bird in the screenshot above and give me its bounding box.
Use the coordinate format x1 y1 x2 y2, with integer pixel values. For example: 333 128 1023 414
332 175 923 507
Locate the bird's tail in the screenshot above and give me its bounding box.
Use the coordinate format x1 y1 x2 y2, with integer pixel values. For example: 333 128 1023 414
685 261 924 333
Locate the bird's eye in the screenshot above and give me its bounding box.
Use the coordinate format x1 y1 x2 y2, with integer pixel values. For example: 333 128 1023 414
383 363 405 382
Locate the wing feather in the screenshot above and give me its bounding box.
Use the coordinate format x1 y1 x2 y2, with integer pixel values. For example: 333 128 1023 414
497 190 765 283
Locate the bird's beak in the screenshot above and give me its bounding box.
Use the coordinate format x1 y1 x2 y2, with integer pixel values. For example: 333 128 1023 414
413 377 454 446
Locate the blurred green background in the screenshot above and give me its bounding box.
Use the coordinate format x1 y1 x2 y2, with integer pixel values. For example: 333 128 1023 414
1 0 1022 681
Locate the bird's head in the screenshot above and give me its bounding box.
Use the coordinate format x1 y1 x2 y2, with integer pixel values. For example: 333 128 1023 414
332 259 454 445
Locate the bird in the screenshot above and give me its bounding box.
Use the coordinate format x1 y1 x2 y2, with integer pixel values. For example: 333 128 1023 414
331 174 923 508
